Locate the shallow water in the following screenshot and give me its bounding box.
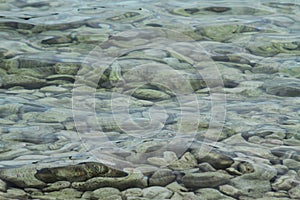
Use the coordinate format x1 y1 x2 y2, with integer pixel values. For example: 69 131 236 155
0 0 300 199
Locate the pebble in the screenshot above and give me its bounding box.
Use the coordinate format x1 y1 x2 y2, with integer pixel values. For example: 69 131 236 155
166 181 188 193
182 172 232 189
198 162 217 172
282 159 300 170
231 178 272 198
72 169 146 191
90 187 121 200
36 188 82 200
39 86 69 94
2 188 28 199
122 188 143 198
142 186 173 199
0 165 47 188
132 88 171 100
42 181 71 192
191 149 234 170
219 184 243 198
195 188 235 200
35 162 127 183
149 169 176 186
171 192 200 200
167 152 197 170
263 77 300 97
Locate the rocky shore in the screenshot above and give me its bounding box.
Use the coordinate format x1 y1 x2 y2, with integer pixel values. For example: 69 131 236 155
1 0 300 199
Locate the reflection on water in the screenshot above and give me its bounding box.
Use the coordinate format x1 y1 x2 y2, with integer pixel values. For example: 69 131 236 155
0 0 300 199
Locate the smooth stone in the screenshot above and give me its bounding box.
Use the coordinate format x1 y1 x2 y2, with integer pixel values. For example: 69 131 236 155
4 126 58 144
219 184 243 199
122 188 143 198
163 151 178 163
39 188 82 200
39 86 68 94
149 169 176 186
263 77 300 97
166 182 188 193
198 162 217 172
195 188 235 200
142 186 173 199
42 181 71 192
171 192 200 200
288 185 300 199
167 152 197 170
72 169 146 191
182 172 232 189
264 191 290 198
147 157 168 166
1 74 47 89
222 134 276 160
0 179 6 192
238 161 276 181
90 187 121 200
0 147 32 161
136 141 164 153
24 188 43 197
0 165 47 188
2 188 28 199
147 151 178 167
132 88 171 100
231 178 272 198
191 149 234 169
35 162 127 183
217 64 244 88
81 191 92 199
271 146 300 161
53 63 79 75
33 108 72 123
282 159 300 170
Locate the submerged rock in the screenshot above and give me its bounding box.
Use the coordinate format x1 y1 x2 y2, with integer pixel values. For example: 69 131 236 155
0 165 46 188
132 88 171 101
90 187 121 200
34 188 82 200
182 172 232 189
42 181 71 192
35 162 128 183
263 77 300 97
191 149 234 170
195 188 236 200
71 169 147 191
149 169 175 186
142 186 173 199
167 152 198 170
1 74 47 89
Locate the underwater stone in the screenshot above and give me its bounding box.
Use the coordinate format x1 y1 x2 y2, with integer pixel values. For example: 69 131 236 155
1 74 47 89
182 172 232 189
71 169 146 191
35 162 128 183
90 187 121 200
149 169 175 186
0 165 47 188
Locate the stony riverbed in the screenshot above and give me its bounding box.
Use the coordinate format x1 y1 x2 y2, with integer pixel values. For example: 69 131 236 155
0 0 300 199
